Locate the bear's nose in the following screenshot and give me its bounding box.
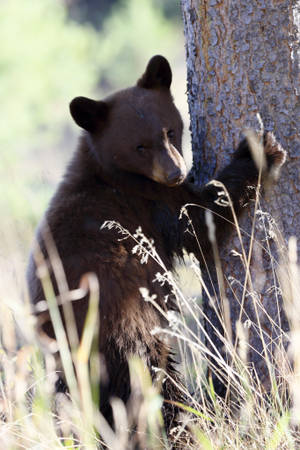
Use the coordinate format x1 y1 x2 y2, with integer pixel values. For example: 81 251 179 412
167 169 184 185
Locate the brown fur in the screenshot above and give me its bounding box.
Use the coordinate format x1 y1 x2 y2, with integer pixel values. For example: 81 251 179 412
27 56 286 435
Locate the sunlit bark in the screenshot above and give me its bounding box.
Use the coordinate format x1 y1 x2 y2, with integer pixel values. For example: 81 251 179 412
181 0 300 392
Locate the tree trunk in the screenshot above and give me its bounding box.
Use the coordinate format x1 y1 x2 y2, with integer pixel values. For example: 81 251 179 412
180 0 300 393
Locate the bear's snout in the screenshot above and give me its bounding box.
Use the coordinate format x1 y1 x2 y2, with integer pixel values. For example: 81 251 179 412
151 144 187 186
167 168 185 185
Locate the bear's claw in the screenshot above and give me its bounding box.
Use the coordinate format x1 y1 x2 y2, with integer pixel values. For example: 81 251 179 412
263 131 287 170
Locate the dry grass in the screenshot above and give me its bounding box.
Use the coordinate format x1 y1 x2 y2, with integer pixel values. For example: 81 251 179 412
0 142 299 448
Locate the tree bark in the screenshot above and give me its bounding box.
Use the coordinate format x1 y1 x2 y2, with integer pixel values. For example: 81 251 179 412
181 0 300 393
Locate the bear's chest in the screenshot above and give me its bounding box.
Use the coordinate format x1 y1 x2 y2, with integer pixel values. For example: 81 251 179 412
150 201 183 261
75 188 183 268
116 194 182 254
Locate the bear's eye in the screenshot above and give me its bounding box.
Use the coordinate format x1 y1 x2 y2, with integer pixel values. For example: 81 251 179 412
136 145 146 154
167 130 175 139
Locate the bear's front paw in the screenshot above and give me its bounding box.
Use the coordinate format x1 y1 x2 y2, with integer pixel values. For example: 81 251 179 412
263 131 286 172
235 131 286 180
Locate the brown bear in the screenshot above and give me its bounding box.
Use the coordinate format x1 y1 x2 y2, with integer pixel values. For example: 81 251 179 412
27 55 285 436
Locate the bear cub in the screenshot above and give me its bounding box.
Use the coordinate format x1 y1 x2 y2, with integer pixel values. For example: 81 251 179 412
27 55 286 436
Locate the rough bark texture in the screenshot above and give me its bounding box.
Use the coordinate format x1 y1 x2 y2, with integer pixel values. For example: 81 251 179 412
181 0 300 392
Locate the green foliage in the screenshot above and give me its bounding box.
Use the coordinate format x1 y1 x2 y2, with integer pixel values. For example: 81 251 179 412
0 0 101 231
97 0 180 88
0 0 100 152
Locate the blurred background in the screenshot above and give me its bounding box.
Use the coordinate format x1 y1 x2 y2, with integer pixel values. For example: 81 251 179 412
0 0 191 304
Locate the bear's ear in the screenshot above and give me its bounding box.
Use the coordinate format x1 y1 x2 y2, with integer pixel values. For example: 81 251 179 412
137 55 172 90
69 96 109 132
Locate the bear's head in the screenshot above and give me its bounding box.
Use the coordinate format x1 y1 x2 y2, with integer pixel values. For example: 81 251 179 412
69 55 187 187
